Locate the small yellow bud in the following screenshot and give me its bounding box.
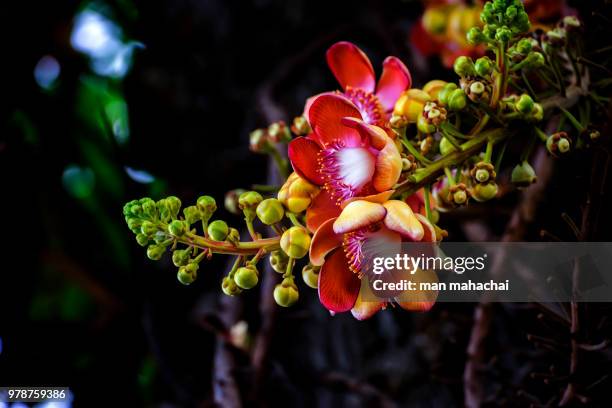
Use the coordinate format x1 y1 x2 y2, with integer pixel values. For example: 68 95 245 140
280 226 311 259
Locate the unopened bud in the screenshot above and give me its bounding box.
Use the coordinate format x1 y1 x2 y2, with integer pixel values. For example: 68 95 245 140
269 250 289 274
196 195 217 219
471 181 498 202
302 264 320 289
280 226 311 259
448 89 467 111
141 220 158 237
268 121 291 143
168 219 187 236
439 137 456 156
234 265 259 289
454 56 476 77
516 94 535 115
291 116 311 136
147 244 165 261
183 205 201 225
177 263 198 285
136 233 149 247
208 220 229 241
256 198 285 225
274 277 299 307
475 57 493 77
224 189 246 215
249 129 271 153
511 161 537 188
222 276 242 296
172 249 191 267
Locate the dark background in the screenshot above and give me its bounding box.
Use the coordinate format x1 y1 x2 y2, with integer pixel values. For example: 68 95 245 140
1 0 611 407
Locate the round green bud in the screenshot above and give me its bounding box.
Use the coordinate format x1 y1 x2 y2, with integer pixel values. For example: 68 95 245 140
471 182 499 202
269 250 289 274
525 52 545 69
141 220 158 237
224 189 246 215
136 233 149 247
417 115 436 134
208 220 229 241
474 57 493 77
172 249 191 267
165 196 182 219
238 191 263 210
197 195 217 221
515 38 532 55
511 161 537 188
302 264 320 289
495 27 512 43
467 27 486 45
123 200 138 216
439 137 456 156
454 56 476 77
469 81 485 95
438 83 458 106
147 244 165 261
168 219 187 236
453 190 468 205
273 278 299 307
475 168 490 183
183 206 201 225
280 226 311 259
234 265 259 289
128 218 143 233
256 198 285 225
177 263 198 285
222 276 242 296
448 89 467 111
516 94 534 114
505 5 517 21
141 198 157 219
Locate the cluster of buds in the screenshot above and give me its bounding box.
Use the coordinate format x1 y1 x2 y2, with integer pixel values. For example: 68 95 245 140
546 131 572 157
249 120 291 153
438 83 467 111
466 0 530 46
502 94 543 121
417 102 448 134
454 56 493 104
123 195 218 285
508 38 544 70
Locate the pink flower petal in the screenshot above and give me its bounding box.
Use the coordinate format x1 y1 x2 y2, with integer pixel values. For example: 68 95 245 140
376 56 412 111
326 41 376 93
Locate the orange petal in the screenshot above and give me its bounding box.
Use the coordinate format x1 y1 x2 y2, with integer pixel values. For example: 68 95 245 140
382 200 424 241
341 190 395 208
396 268 438 312
333 200 386 234
351 288 385 320
306 189 342 233
414 213 437 243
310 218 342 266
372 137 402 192
318 249 360 313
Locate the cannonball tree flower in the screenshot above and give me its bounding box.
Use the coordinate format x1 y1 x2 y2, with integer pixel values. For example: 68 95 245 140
288 93 402 232
309 198 438 320
321 41 412 127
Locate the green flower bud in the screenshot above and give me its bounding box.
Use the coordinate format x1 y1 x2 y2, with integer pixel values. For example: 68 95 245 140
439 137 456 156
196 195 217 221
515 38 532 55
222 276 242 296
141 198 157 219
177 263 198 285
225 189 247 215
147 244 165 261
256 198 285 225
471 181 498 202
562 16 581 30
302 264 320 289
183 206 201 225
495 26 512 43
417 115 436 134
467 27 486 45
123 200 138 216
528 103 543 122
475 57 493 77
273 277 299 307
511 161 537 188
238 191 263 210
505 6 517 21
165 196 182 220
208 220 229 241
470 81 485 95
447 89 467 111
269 250 289 273
454 56 476 77
153 231 170 244
156 198 170 222
234 265 259 289
168 219 187 236
438 83 458 106
141 220 158 237
136 233 149 247
516 94 534 114
127 218 143 233
280 226 311 259
172 249 191 267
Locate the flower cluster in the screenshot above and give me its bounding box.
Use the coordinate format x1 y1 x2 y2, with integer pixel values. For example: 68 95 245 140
123 0 598 320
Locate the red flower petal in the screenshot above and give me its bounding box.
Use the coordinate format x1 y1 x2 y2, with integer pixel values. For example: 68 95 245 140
376 57 412 111
326 41 376 93
288 137 325 185
307 94 362 147
306 188 342 233
310 218 342 266
318 248 360 313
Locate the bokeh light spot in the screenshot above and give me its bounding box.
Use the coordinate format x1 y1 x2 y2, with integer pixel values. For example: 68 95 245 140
62 165 95 200
34 55 60 90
